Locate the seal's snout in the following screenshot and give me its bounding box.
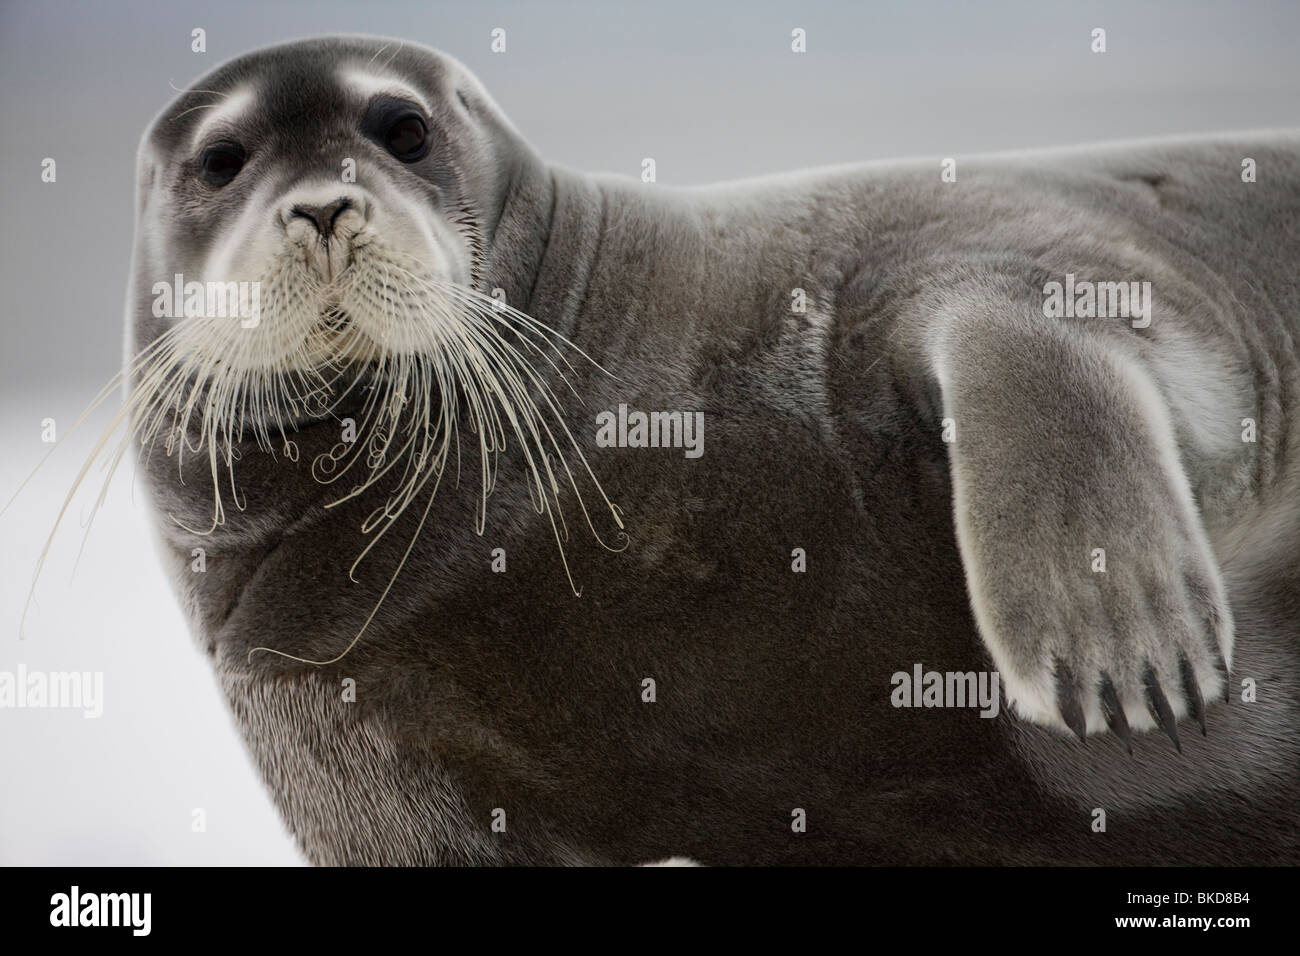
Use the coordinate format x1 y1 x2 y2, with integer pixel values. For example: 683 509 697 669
279 186 372 282
288 197 353 237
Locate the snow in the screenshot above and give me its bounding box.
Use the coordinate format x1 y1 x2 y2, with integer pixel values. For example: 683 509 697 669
0 391 302 865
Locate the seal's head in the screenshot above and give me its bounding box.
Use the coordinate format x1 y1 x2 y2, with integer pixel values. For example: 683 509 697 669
132 36 531 370
113 37 620 627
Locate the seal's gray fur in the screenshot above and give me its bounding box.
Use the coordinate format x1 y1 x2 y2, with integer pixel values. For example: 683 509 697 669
129 36 1300 864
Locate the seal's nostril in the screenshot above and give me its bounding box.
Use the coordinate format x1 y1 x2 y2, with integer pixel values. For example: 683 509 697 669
328 198 352 230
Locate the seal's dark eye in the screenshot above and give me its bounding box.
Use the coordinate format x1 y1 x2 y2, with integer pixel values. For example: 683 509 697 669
385 114 428 162
200 145 245 187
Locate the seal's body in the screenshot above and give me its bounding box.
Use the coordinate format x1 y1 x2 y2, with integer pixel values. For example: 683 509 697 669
129 37 1300 864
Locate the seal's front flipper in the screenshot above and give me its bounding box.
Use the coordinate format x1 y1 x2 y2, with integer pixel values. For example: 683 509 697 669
926 307 1232 745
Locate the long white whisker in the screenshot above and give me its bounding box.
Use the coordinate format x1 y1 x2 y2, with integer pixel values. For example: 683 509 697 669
16 238 627 658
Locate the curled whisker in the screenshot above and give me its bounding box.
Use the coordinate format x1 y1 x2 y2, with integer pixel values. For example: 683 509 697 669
15 238 626 663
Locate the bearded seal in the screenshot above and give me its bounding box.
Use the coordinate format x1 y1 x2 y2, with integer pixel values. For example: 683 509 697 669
113 36 1299 865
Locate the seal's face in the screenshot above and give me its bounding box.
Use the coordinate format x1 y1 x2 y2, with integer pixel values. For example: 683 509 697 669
133 38 509 376
118 38 621 600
